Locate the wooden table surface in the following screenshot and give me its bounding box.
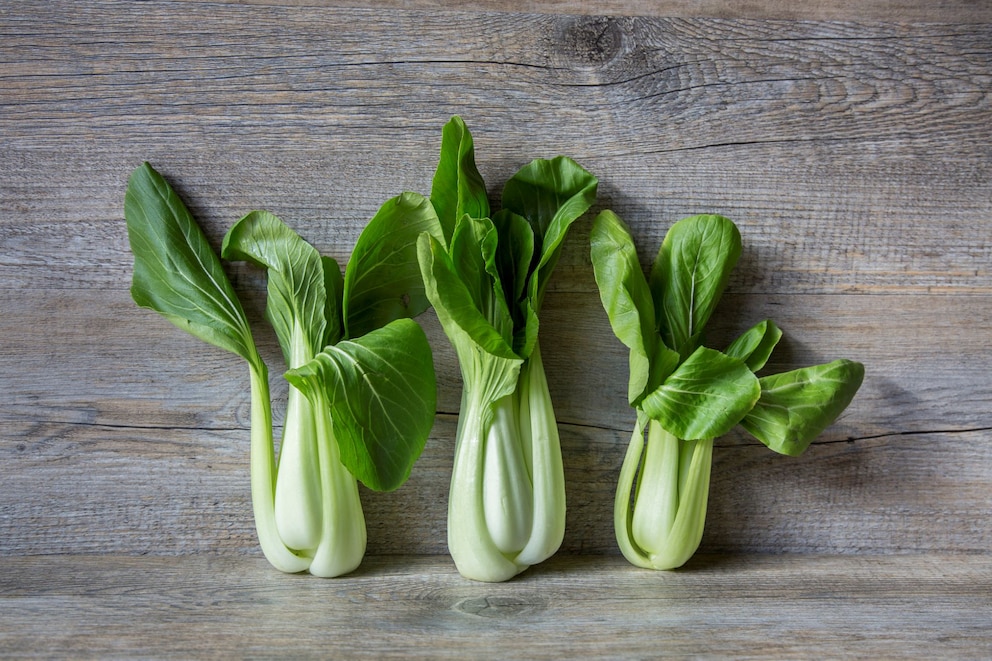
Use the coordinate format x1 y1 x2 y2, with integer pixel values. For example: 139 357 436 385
2 1 990 657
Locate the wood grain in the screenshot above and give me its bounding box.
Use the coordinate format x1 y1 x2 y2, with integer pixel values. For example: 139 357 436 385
1 1 991 654
1 554 990 658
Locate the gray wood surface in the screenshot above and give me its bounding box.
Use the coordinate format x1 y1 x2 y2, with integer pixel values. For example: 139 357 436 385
2 554 990 658
1 0 990 656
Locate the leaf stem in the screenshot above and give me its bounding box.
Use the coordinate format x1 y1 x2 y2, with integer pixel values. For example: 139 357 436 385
248 363 311 574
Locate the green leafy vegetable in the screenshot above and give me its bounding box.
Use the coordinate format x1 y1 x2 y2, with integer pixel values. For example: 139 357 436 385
419 116 598 582
591 209 864 570
125 162 438 577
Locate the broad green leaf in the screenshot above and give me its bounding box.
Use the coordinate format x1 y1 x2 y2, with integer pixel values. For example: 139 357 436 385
124 162 259 368
590 210 661 404
650 215 741 359
640 346 760 441
500 156 598 307
416 232 520 363
285 318 437 492
343 191 444 339
725 319 782 372
430 116 490 244
741 359 865 456
222 210 326 368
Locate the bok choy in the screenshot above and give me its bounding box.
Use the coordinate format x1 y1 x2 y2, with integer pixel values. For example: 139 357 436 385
590 210 864 570
418 117 598 582
125 162 439 577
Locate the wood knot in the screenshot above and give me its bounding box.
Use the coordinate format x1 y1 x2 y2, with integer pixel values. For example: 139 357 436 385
453 595 547 619
556 16 626 69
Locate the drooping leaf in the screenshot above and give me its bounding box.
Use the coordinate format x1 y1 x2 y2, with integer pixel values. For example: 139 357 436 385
640 347 760 441
741 359 865 456
343 191 444 339
430 115 490 244
222 210 326 367
285 318 437 492
500 156 598 307
725 319 782 372
650 215 741 359
590 210 662 404
124 162 259 368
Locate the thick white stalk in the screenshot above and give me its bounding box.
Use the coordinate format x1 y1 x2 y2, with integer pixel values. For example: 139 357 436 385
248 364 311 574
646 437 712 570
630 419 680 554
514 344 566 567
448 384 523 582
273 322 323 553
482 393 533 555
613 413 654 569
308 393 366 578
273 386 323 552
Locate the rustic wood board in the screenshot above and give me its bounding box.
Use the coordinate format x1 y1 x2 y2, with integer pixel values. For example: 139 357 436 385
1 0 990 654
2 554 990 658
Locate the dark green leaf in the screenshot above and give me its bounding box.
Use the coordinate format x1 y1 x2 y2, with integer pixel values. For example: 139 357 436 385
492 209 539 356
343 191 444 339
430 116 490 244
650 215 741 359
321 256 344 347
640 347 760 440
124 162 259 367
285 318 437 492
741 359 865 456
500 156 598 307
725 319 782 372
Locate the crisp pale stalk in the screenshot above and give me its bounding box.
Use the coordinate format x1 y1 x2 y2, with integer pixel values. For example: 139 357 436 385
614 414 654 569
630 419 680 553
482 393 534 554
274 323 323 552
448 384 523 582
308 390 367 578
273 387 323 552
514 344 567 566
649 436 712 570
248 364 311 574
615 415 714 570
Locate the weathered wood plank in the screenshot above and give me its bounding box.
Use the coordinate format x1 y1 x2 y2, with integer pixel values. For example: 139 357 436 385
1 554 990 658
2 287 988 435
3 412 988 556
2 1 990 563
179 0 992 22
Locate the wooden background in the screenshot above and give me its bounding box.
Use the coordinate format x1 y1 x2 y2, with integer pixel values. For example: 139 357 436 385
2 0 990 656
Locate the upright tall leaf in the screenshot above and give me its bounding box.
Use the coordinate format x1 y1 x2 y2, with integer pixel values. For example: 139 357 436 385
430 116 490 243
222 210 328 366
650 215 741 359
591 210 663 404
501 156 598 307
